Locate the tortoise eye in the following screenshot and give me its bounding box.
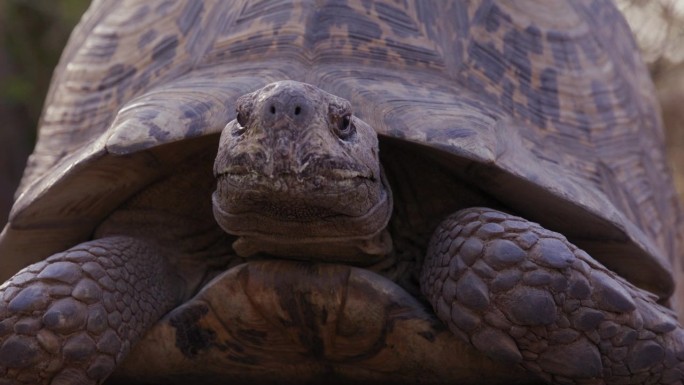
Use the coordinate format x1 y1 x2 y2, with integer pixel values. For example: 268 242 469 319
335 113 355 140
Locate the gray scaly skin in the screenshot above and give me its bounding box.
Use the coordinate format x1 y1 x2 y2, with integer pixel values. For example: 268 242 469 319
0 237 180 384
422 208 684 384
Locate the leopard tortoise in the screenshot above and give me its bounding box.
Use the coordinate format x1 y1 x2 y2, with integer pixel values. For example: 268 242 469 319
1 0 683 384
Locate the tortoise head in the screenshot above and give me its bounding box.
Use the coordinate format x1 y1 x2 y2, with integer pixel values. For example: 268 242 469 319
212 81 393 261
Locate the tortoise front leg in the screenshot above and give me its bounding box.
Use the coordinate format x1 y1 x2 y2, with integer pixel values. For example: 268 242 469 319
0 236 182 384
421 207 684 384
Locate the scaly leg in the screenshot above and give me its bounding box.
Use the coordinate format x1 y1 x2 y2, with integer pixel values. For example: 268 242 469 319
0 236 181 384
421 207 684 384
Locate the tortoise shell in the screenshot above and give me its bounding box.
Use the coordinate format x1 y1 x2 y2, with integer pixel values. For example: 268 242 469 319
0 0 680 305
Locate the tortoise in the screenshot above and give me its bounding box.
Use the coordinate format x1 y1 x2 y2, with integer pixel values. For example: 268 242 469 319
1 0 683 384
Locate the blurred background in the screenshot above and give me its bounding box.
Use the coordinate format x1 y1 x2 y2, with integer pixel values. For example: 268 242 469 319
0 0 683 229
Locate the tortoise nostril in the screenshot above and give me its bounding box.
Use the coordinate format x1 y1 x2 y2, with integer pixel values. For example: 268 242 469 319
294 106 301 115
270 105 276 114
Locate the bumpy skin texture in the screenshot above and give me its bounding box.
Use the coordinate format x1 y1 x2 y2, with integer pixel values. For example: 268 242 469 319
422 208 684 384
0 237 180 384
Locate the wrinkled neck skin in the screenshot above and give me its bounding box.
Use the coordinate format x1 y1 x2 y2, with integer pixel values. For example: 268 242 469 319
212 81 394 265
213 173 394 265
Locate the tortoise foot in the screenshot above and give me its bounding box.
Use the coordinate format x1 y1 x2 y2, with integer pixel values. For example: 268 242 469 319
0 237 180 385
421 207 684 384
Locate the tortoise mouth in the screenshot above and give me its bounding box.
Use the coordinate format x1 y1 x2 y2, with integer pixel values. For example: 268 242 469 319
213 162 386 225
217 163 374 181
216 193 343 222
211 177 393 262
215 155 377 189
216 169 374 195
211 184 392 237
